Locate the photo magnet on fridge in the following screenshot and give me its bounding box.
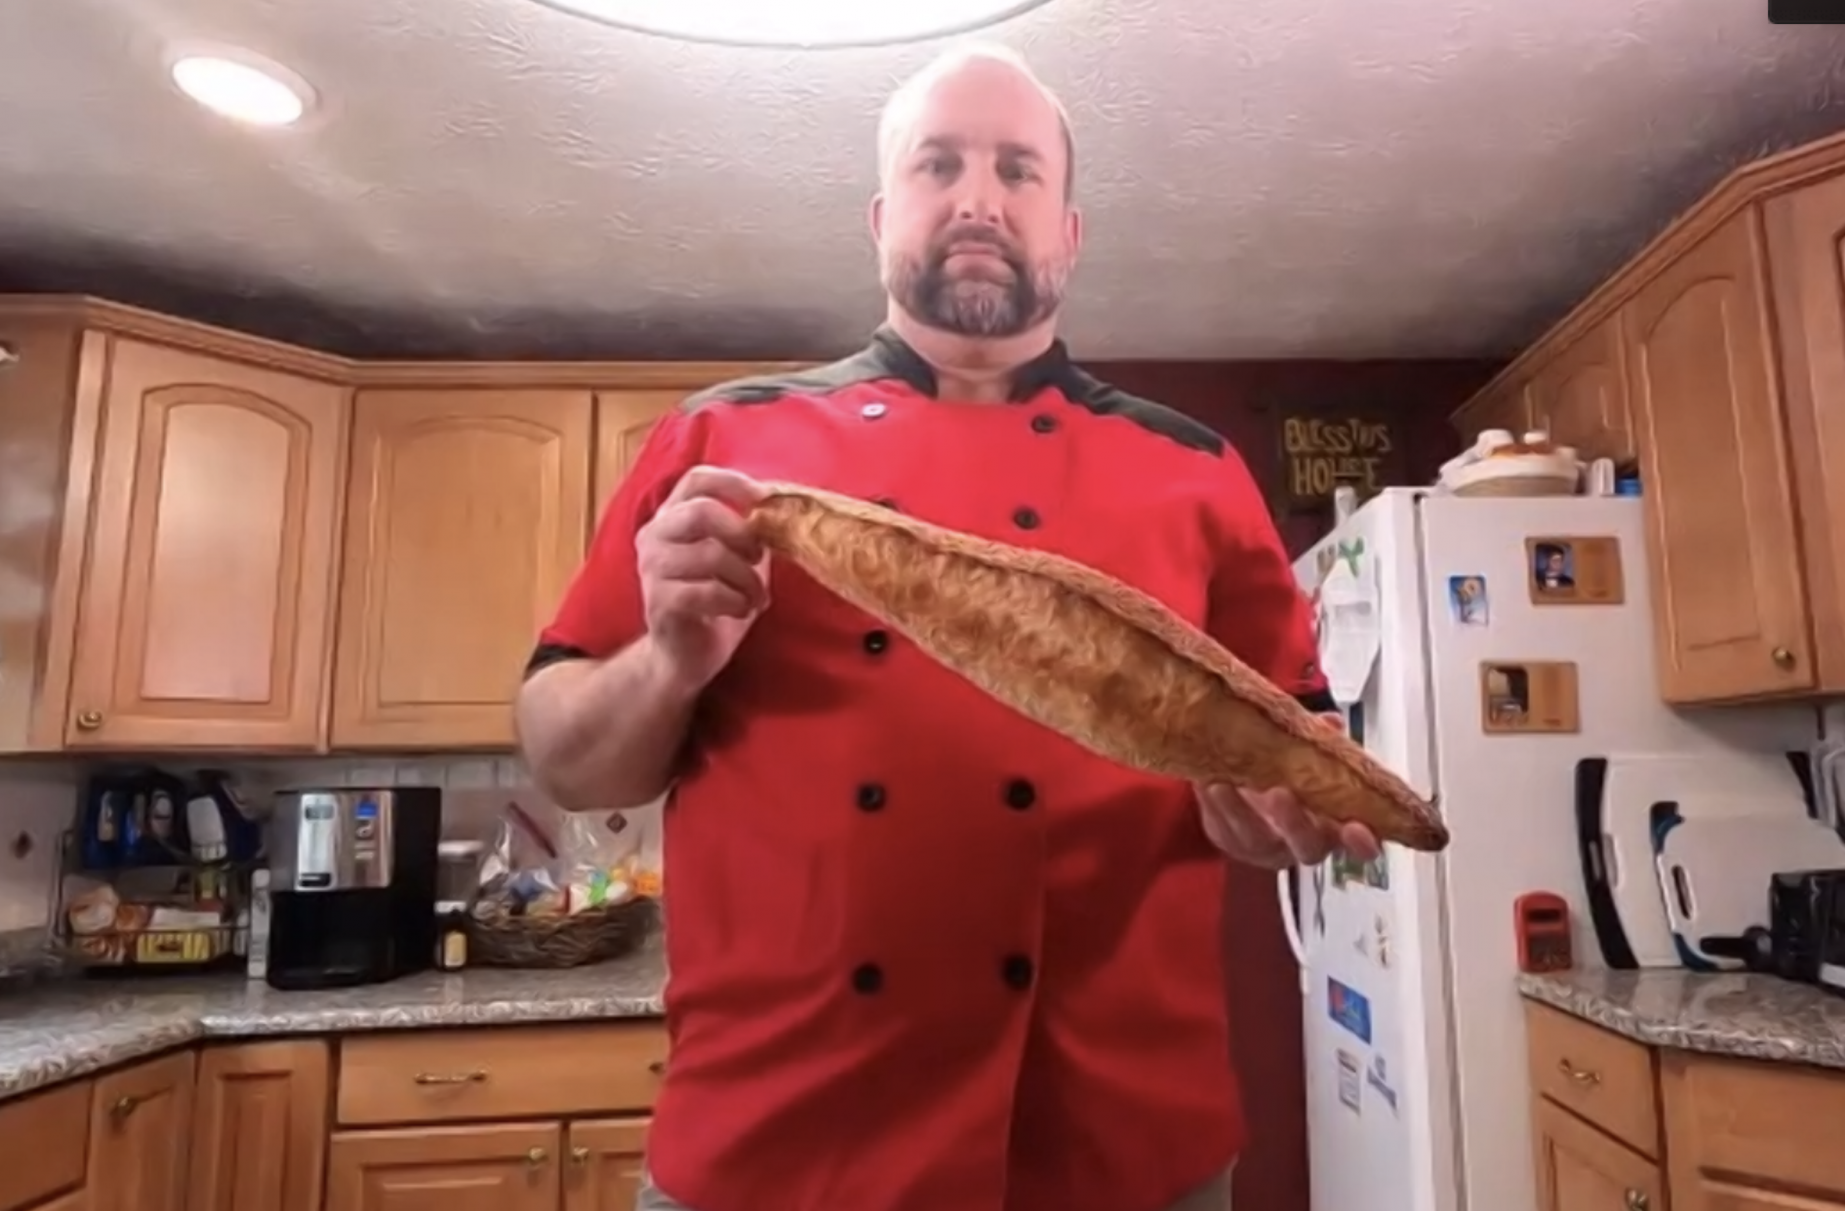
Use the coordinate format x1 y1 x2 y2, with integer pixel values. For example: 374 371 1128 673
1447 574 1489 626
1337 1049 1363 1112
1373 914 1392 969
1525 536 1624 606
1328 977 1373 1044
1479 660 1581 734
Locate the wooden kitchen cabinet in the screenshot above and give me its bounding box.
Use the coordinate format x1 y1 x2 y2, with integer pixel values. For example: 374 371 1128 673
87 1050 196 1211
1526 313 1633 467
594 391 683 513
0 1079 89 1211
329 386 595 748
564 1118 650 1211
1531 1098 1663 1211
1450 374 1531 447
326 1122 563 1211
1449 130 1845 706
188 1040 331 1211
64 338 348 749
0 303 350 753
1625 207 1812 705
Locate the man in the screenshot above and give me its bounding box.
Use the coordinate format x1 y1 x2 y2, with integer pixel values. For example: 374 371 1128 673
516 44 1381 1211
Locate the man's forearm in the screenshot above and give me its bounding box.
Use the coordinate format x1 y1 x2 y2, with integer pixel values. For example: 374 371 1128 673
514 635 701 812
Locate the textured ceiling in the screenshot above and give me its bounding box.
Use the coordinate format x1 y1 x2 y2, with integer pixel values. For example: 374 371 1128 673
3 0 1845 361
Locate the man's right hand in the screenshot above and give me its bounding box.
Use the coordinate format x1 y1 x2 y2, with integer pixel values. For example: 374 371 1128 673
635 465 771 691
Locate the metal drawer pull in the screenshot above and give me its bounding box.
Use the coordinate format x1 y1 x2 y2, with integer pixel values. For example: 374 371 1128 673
111 1094 141 1121
571 1146 591 1165
1625 1190 1648 1210
1555 1057 1600 1086
413 1069 488 1086
525 1147 548 1167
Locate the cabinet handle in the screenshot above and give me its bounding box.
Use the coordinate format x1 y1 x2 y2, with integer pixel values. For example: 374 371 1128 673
110 1094 140 1121
649 1059 667 1076
525 1147 548 1167
0 342 17 369
1773 647 1797 670
571 1146 591 1165
1624 1190 1648 1210
75 710 103 731
413 1069 487 1086
1555 1057 1600 1087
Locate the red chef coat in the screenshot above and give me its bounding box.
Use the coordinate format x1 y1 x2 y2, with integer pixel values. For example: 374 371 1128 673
529 328 1331 1211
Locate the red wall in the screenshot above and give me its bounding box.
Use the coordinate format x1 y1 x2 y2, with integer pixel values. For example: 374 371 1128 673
1087 358 1500 1211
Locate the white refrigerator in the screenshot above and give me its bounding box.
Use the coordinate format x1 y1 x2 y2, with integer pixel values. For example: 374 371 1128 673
1282 488 1818 1211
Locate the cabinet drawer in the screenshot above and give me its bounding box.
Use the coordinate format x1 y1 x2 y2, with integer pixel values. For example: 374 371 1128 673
336 1021 668 1126
1524 1002 1658 1156
0 1080 89 1211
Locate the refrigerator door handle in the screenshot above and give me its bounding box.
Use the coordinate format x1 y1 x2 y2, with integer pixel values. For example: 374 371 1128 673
1277 867 1312 994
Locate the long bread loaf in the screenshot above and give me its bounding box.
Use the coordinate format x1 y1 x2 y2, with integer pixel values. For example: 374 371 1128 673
747 483 1449 853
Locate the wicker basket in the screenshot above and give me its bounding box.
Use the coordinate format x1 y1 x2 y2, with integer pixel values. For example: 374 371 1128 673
465 895 659 969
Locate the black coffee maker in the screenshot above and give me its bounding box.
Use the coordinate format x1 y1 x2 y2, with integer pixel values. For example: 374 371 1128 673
264 787 442 990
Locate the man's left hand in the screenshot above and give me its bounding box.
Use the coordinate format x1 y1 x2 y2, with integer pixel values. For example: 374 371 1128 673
1196 713 1382 870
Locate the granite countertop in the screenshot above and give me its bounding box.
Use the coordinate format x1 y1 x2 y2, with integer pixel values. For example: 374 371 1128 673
1519 966 1845 1070
0 938 667 1104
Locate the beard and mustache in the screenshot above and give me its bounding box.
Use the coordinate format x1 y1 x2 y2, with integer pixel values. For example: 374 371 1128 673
883 225 1069 339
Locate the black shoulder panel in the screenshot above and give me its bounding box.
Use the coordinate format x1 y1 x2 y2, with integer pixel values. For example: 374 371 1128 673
1055 367 1227 457
680 347 895 412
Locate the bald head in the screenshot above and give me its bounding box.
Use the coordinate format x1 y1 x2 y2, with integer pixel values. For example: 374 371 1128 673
869 43 1083 341
876 45 1077 204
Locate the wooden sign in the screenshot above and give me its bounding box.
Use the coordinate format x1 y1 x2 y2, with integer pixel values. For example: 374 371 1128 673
1479 660 1581 734
1278 413 1403 510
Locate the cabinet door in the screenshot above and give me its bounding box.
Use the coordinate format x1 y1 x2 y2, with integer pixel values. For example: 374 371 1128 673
564 1117 649 1211
1623 207 1813 703
1531 1097 1663 1211
1764 169 1845 694
1528 315 1635 465
1451 377 1531 445
66 338 347 749
87 1050 197 1211
594 391 684 516
188 1041 331 1211
325 1123 561 1211
331 388 594 748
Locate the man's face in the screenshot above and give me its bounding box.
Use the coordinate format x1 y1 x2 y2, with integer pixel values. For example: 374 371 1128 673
871 59 1082 340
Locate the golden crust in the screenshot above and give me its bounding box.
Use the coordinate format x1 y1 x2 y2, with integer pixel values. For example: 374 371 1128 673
748 483 1450 853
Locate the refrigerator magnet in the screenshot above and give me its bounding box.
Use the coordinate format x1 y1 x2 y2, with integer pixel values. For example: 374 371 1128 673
1525 536 1625 606
1311 865 1328 935
1328 977 1373 1043
1331 852 1368 888
1363 854 1390 890
1373 914 1392 968
1479 660 1581 734
1337 1050 1363 1112
1366 1055 1400 1114
1447 574 1490 626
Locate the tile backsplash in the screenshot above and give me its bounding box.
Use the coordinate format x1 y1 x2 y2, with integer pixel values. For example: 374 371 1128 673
0 753 665 943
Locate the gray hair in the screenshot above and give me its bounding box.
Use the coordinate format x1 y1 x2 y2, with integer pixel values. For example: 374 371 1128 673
876 44 1077 203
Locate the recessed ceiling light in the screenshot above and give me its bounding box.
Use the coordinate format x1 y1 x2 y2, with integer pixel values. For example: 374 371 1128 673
170 54 312 127
527 0 1055 48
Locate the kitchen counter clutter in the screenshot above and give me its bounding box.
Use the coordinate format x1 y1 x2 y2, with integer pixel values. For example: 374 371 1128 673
1518 965 1845 1070
0 939 668 1104
0 943 671 1211
1520 970 1845 1211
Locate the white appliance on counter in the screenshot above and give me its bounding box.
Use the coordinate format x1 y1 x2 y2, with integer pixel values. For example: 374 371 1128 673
1282 489 1820 1211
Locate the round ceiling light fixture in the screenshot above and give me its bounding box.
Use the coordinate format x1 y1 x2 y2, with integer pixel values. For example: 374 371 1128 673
170 53 314 127
527 0 1056 49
